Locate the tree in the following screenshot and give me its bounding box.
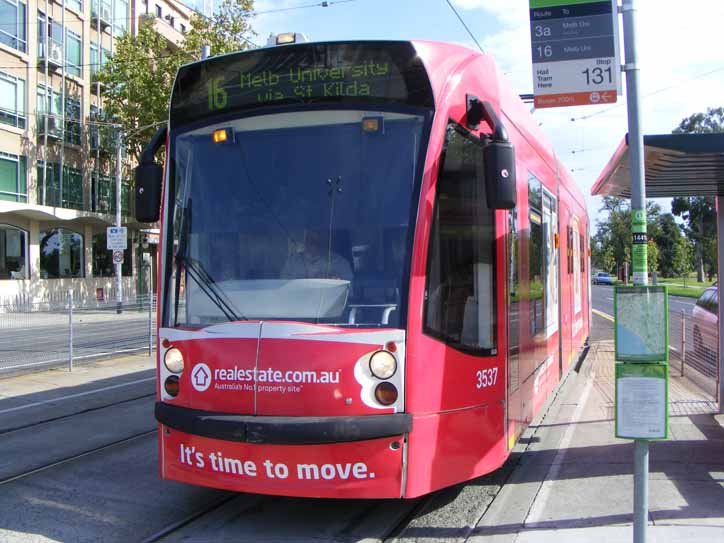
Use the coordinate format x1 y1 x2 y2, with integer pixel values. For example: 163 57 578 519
96 24 186 163
647 239 659 274
183 0 255 60
592 197 661 278
653 213 684 277
95 0 256 163
670 107 723 282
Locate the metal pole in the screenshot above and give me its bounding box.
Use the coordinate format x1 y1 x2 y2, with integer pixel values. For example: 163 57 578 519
717 196 724 412
681 309 685 377
68 289 73 372
148 264 153 355
115 127 123 314
634 439 649 539
201 45 210 59
622 2 649 542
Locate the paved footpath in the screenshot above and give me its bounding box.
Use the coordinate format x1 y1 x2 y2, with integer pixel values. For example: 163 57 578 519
470 337 724 543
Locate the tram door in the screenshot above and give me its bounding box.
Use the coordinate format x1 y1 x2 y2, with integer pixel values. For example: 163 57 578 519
506 207 521 449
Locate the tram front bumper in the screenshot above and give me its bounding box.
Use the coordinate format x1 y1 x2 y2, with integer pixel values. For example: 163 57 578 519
157 402 410 498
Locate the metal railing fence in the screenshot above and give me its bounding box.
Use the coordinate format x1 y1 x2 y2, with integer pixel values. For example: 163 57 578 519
669 309 719 400
0 291 156 374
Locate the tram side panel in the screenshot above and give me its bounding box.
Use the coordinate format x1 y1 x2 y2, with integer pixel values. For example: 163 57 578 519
403 58 511 497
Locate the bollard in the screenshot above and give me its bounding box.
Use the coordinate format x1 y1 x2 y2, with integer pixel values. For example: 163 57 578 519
680 309 685 377
68 289 74 372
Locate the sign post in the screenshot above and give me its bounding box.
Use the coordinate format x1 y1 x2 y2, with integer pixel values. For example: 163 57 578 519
107 225 127 313
529 0 621 109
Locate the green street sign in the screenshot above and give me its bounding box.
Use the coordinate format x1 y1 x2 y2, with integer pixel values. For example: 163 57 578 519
615 363 668 440
614 286 668 363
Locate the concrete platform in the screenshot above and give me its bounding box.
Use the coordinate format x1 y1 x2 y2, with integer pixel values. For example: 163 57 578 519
470 339 724 542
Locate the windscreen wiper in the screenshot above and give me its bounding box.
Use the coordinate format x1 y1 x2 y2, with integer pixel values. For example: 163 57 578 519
174 201 247 323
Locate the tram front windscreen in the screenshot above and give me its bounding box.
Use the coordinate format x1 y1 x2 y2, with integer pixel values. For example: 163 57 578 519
166 109 428 329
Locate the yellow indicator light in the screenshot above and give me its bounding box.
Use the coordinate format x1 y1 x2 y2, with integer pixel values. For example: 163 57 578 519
362 118 379 133
212 129 228 143
276 32 296 45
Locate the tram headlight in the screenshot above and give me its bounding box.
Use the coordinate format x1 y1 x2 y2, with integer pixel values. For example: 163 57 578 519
374 382 398 405
164 348 185 374
164 375 180 397
369 350 397 379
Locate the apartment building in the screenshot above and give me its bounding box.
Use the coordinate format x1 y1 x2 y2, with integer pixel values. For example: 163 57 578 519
0 0 192 304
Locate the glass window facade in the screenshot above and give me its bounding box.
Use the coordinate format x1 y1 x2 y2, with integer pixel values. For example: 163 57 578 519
65 96 82 145
0 0 26 53
0 225 28 279
65 30 82 77
37 162 83 210
0 71 25 129
114 0 128 36
40 228 84 279
0 153 27 203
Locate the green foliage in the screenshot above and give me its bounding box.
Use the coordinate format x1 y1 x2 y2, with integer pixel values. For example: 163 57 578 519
670 107 723 281
652 213 684 277
647 239 659 274
94 0 256 163
591 197 660 277
183 0 256 60
96 24 186 162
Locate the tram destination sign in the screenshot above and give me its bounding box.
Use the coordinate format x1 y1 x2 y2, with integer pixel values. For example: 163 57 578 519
530 0 621 109
170 42 434 126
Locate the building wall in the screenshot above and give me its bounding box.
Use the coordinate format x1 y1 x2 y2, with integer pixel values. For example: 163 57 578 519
0 0 189 304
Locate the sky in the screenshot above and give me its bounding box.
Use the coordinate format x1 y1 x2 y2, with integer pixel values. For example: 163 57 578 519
248 0 724 227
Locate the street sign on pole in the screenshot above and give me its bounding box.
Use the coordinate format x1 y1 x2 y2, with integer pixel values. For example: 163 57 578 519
530 0 621 109
112 250 124 264
107 226 127 251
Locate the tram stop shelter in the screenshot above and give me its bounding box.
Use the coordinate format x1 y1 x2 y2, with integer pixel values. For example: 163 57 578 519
591 132 724 412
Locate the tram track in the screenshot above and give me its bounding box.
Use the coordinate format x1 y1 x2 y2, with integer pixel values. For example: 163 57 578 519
0 391 156 435
139 483 436 543
0 429 157 486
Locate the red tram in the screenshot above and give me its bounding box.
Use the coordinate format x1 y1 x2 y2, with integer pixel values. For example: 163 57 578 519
135 38 590 499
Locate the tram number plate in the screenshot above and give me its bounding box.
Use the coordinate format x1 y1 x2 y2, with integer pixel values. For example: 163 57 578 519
476 368 498 389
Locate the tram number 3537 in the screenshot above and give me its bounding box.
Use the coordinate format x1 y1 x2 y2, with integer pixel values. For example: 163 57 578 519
476 368 498 389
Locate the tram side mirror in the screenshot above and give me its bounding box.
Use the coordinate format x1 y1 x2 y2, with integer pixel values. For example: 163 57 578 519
135 162 163 223
484 140 517 209
134 126 167 223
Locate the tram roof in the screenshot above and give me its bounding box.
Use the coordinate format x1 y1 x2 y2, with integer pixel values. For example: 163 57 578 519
591 133 724 198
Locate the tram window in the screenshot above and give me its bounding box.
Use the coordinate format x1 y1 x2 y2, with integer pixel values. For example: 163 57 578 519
528 175 544 336
424 122 496 354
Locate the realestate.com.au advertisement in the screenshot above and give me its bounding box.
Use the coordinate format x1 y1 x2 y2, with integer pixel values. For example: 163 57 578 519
190 363 341 393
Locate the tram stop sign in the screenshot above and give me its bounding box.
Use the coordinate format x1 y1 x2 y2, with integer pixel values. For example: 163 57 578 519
107 226 128 251
529 0 621 108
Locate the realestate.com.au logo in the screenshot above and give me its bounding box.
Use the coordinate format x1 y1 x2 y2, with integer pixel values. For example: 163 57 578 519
190 363 212 392
189 362 341 393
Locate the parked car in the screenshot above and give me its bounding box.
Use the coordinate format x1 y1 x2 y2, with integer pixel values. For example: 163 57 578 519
692 286 718 359
592 271 614 285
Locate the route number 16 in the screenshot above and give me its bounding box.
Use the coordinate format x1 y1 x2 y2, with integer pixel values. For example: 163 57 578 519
476 368 498 389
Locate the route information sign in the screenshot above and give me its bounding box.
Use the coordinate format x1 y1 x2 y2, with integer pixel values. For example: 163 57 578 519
614 286 669 363
530 0 621 109
615 363 668 440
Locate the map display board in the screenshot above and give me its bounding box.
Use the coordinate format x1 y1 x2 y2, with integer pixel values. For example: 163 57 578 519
615 363 668 439
614 286 668 363
529 0 621 109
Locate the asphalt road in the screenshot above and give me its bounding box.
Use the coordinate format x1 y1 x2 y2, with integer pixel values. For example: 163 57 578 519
591 284 697 317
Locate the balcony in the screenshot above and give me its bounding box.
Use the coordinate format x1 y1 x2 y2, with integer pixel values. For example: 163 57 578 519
38 40 64 72
139 13 184 49
37 114 64 140
91 2 112 32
